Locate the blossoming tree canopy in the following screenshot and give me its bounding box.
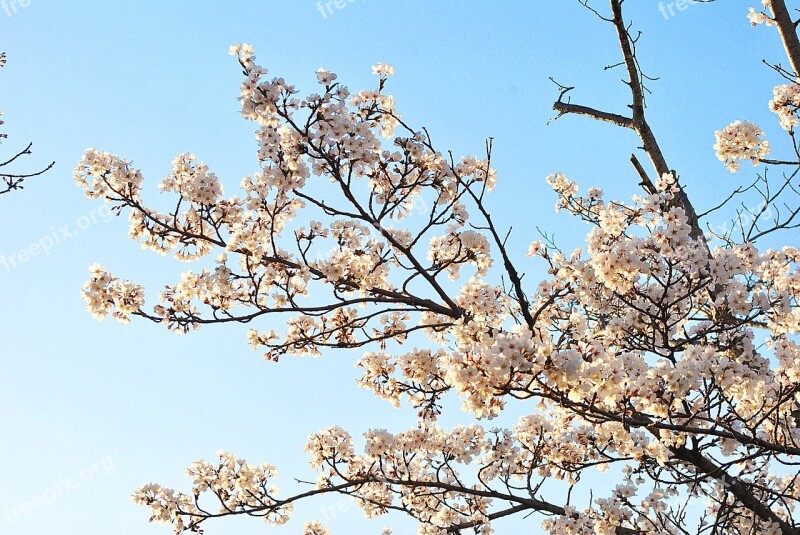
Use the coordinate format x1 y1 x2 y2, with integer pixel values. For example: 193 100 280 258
75 1 800 534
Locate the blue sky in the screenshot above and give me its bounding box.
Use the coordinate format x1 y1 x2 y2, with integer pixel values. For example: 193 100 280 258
0 1 789 533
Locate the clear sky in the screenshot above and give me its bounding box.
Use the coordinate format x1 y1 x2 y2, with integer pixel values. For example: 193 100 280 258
0 1 789 533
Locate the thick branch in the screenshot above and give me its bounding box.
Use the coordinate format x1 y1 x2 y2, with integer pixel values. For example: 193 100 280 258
552 101 634 129
670 445 796 535
256 477 642 535
630 153 657 195
770 0 800 77
609 0 668 176
609 0 704 242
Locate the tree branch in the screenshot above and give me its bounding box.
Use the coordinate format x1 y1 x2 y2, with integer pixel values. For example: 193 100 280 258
770 0 800 77
552 101 634 129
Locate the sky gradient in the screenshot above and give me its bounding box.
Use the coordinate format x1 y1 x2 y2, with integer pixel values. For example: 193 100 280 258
0 1 788 533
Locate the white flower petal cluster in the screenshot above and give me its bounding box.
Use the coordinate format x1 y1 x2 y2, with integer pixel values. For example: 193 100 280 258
74 148 143 200
81 263 144 324
160 153 223 205
303 520 330 535
713 120 770 172
747 1 775 26
132 450 291 533
769 82 800 131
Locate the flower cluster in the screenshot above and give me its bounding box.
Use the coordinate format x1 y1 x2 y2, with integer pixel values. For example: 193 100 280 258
132 450 291 533
747 1 775 26
81 263 144 324
769 82 800 131
713 120 770 172
74 148 144 199
159 153 223 205
303 520 330 535
428 228 492 280
76 43 502 363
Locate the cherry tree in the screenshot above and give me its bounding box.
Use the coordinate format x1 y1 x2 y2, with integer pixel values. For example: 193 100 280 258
75 1 800 533
0 52 54 196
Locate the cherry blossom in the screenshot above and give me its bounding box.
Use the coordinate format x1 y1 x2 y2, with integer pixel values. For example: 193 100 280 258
713 120 770 172
77 1 800 533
